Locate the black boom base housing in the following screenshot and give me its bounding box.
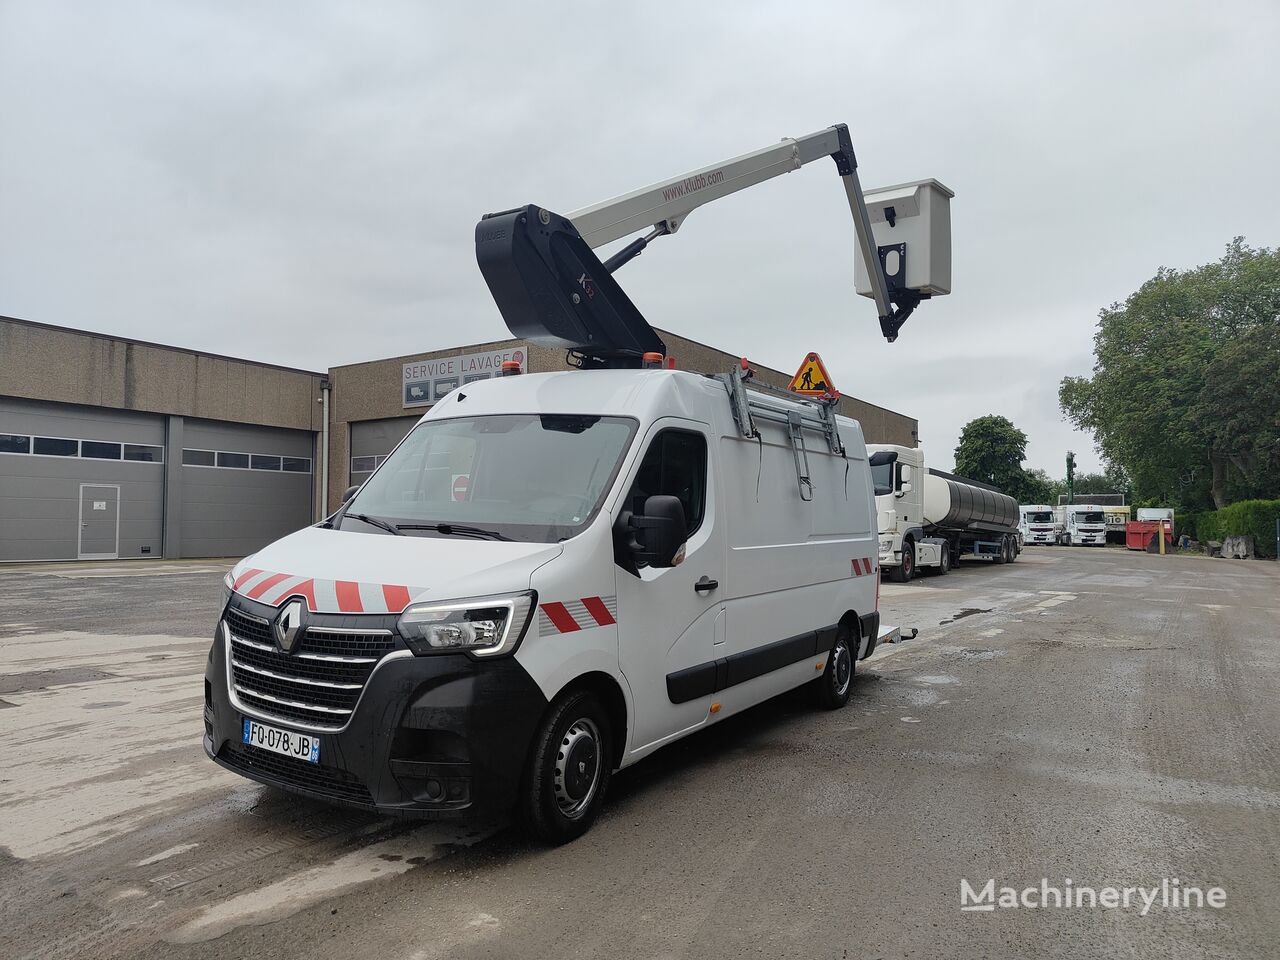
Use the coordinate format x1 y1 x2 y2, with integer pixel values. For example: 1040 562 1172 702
475 205 665 368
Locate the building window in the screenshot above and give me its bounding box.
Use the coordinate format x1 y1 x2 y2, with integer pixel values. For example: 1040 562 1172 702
183 447 308 472
123 444 164 462
34 437 78 457
351 456 377 473
81 440 123 460
0 434 30 454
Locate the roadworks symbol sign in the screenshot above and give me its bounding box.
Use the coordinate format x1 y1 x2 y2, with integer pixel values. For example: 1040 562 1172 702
788 352 838 397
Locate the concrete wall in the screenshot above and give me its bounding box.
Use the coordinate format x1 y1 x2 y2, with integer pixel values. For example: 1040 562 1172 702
0 316 327 432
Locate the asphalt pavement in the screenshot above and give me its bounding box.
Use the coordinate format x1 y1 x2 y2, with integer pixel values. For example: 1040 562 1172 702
1 547 1277 959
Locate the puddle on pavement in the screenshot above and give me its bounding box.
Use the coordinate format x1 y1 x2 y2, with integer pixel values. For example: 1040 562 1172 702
0 666 118 695
939 608 992 625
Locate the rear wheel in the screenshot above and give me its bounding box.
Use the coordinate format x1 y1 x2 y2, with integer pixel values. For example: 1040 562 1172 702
994 536 1007 564
518 689 613 845
925 544 950 577
811 627 854 709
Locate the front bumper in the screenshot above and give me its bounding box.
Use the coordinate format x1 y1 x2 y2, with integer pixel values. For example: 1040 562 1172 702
203 619 548 818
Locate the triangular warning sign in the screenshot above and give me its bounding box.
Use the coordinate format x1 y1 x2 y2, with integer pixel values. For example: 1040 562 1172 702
788 352 838 397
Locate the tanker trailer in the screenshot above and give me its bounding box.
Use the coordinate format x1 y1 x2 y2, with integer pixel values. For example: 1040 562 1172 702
869 444 1020 582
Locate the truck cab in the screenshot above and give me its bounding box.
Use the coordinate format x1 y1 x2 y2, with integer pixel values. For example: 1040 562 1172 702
1057 504 1108 546
1019 504 1057 545
870 445 946 581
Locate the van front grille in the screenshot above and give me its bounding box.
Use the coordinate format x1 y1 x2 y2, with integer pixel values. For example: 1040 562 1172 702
220 742 373 805
223 605 399 731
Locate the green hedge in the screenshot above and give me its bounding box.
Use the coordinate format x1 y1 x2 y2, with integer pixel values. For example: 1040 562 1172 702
1196 500 1280 558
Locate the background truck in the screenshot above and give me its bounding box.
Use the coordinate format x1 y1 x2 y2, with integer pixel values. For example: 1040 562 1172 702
1055 504 1108 545
869 444 1020 582
1019 504 1058 545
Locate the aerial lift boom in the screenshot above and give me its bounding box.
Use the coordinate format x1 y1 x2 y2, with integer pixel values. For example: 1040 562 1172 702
475 123 940 365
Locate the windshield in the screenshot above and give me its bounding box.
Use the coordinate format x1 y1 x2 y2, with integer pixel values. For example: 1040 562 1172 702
1078 511 1105 523
1026 511 1053 523
343 414 637 542
871 461 894 496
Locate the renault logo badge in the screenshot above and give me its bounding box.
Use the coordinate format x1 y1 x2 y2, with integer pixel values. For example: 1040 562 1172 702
273 599 305 653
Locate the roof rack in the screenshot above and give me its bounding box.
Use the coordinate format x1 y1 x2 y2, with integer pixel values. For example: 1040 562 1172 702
710 361 844 502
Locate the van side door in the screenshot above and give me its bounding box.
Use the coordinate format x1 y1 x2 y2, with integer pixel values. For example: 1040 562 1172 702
614 420 726 752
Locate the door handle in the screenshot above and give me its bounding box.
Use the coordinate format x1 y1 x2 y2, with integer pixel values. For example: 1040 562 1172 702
694 576 718 594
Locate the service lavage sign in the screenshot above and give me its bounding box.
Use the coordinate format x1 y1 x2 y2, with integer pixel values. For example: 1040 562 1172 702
403 347 526 408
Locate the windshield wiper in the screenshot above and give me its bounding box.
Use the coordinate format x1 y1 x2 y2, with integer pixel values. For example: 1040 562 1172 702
346 513 404 536
396 522 513 542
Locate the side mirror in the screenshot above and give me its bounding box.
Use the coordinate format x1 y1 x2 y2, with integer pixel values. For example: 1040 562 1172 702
342 484 360 503
899 464 913 482
898 481 913 495
617 495 688 569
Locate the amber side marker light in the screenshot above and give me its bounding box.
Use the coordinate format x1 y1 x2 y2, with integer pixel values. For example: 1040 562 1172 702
709 702 722 714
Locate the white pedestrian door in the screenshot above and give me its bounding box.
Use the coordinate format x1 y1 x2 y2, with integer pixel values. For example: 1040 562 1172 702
78 484 120 560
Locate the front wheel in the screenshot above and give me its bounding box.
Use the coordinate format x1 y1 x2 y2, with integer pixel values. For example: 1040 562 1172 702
518 689 613 845
811 627 854 709
890 539 915 582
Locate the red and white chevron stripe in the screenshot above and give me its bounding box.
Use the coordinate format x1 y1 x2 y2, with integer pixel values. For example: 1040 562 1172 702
231 567 425 615
539 596 618 634
851 557 875 577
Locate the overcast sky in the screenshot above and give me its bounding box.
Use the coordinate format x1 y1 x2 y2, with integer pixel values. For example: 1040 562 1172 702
3 1 1277 474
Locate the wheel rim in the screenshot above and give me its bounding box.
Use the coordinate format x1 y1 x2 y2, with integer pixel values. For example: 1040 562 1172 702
554 717 602 819
832 639 852 697
902 547 913 577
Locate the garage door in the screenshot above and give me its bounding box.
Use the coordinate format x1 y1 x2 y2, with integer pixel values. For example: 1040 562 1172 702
349 416 421 488
180 419 314 558
0 398 165 562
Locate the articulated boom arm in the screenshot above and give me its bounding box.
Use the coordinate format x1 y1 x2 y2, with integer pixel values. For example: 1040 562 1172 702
475 123 927 366
566 124 893 321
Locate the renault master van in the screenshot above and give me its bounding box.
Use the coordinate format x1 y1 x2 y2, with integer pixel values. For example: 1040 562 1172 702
205 366 881 842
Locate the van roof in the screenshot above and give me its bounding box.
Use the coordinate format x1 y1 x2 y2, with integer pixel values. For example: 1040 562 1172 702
420 368 728 423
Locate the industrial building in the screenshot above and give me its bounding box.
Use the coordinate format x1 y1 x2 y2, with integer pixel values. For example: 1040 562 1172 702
0 315 917 562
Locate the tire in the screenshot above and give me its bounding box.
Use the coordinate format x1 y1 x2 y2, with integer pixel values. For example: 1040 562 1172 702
811 626 855 709
890 538 915 582
994 536 1007 564
924 544 950 577
518 689 613 845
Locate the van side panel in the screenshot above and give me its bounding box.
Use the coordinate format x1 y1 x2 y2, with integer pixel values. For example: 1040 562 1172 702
717 411 877 705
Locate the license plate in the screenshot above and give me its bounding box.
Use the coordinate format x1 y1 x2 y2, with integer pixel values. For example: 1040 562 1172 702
242 717 320 764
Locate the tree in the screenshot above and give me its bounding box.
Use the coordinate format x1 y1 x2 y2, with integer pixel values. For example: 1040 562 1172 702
1023 468 1064 505
1060 239 1280 509
953 415 1043 501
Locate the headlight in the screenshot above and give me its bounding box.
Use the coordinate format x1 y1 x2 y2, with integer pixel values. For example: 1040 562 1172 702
398 591 536 658
879 537 894 553
219 570 234 613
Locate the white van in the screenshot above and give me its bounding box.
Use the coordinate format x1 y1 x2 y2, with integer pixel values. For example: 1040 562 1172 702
1057 504 1108 546
1019 504 1058 545
205 366 881 842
